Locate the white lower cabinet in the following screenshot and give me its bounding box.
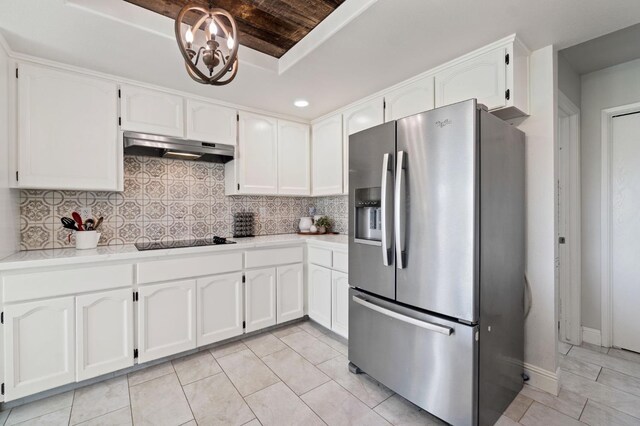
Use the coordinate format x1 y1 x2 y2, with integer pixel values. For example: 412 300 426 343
245 268 277 332
331 271 349 338
76 289 134 381
308 264 332 329
276 264 304 323
3 297 75 401
196 272 244 346
137 280 196 363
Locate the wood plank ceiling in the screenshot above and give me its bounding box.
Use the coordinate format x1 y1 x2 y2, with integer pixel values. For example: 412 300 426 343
124 0 347 58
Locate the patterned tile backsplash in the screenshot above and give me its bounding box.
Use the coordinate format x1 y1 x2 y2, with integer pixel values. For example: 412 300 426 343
19 156 348 250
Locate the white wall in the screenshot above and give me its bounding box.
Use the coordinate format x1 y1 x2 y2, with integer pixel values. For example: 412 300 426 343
516 45 559 393
558 53 581 107
581 58 640 331
0 41 19 259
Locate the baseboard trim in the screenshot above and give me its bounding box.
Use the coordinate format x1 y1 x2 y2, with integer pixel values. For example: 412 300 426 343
582 327 602 346
523 362 559 396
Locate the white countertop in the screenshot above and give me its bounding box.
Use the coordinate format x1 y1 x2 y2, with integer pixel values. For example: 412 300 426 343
0 234 348 272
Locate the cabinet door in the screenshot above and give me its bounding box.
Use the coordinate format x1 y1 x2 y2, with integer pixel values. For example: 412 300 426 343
384 76 435 121
245 268 276 332
342 98 384 194
308 264 332 329
435 47 507 110
196 272 243 346
278 120 310 195
276 264 304 323
120 84 184 137
331 271 349 338
311 114 343 196
186 99 237 145
76 289 133 381
3 297 75 401
238 112 278 194
137 280 196 363
17 63 120 191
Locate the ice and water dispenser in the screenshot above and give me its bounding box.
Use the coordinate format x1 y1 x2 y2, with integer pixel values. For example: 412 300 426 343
354 187 382 244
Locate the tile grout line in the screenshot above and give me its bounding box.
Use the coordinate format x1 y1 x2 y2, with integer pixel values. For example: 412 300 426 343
217 366 260 425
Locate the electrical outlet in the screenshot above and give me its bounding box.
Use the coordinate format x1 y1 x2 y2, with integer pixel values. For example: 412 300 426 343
79 207 92 220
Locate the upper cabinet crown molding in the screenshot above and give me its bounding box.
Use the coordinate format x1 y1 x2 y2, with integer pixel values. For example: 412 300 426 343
120 84 185 137
15 62 122 191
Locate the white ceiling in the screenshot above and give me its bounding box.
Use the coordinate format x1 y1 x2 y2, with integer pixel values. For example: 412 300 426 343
1 0 640 120
560 23 640 75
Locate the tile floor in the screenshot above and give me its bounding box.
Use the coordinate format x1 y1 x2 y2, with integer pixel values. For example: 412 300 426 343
500 340 640 425
2 322 640 425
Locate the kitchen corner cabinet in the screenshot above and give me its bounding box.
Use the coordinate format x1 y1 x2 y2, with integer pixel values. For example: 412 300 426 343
384 75 435 122
276 263 304 323
342 98 384 194
331 271 349 338
245 268 277 332
16 63 121 191
434 39 529 119
137 280 196 363
311 114 343 196
235 112 279 195
76 289 134 381
196 272 244 346
3 297 75 401
308 264 332 329
120 84 184 137
278 120 310 195
186 99 237 145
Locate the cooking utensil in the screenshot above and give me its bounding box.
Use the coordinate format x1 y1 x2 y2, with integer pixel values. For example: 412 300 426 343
94 217 104 230
85 219 95 231
61 217 78 231
72 212 84 231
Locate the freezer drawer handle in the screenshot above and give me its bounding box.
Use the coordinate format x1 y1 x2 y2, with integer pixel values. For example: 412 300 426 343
353 295 453 336
394 151 406 268
380 152 392 266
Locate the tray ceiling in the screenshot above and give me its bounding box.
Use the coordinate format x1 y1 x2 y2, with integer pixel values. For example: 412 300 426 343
123 0 346 58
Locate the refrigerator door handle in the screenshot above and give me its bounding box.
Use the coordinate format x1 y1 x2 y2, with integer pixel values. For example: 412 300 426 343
380 153 392 266
352 295 454 335
394 150 406 269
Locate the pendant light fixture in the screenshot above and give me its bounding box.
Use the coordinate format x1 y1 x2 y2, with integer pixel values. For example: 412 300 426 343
174 2 239 85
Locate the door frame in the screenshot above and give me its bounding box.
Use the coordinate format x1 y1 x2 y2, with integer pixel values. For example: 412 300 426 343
600 101 640 348
557 92 582 345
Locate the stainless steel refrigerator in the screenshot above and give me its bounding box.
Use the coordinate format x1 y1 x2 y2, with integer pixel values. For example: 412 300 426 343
348 99 525 426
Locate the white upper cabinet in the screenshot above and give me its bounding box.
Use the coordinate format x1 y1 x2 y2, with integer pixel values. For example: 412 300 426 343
16 63 121 191
120 84 184 137
196 272 244 346
245 268 277 332
342 98 384 194
76 289 133 381
311 114 343 196
186 99 237 145
434 39 529 119
137 280 196 363
276 263 304 323
3 296 75 401
237 112 278 194
277 120 310 196
384 76 435 121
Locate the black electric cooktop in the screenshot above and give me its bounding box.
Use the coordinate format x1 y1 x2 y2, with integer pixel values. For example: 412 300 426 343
135 236 236 251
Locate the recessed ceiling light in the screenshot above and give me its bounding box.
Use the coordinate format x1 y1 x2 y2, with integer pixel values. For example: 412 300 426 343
294 99 309 108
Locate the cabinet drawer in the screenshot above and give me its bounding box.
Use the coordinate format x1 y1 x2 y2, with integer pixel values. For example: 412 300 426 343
245 246 303 269
332 251 348 273
137 252 243 284
3 264 133 303
308 246 332 268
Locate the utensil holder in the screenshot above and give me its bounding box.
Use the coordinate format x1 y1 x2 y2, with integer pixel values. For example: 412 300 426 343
75 231 101 250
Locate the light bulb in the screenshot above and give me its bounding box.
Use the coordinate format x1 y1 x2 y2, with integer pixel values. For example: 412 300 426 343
227 36 234 50
185 27 194 44
209 20 218 36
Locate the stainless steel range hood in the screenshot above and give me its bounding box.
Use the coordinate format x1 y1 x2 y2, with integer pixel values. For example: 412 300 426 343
123 132 234 163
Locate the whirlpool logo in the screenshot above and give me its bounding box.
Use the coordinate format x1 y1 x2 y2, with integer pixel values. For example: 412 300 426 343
435 119 452 128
